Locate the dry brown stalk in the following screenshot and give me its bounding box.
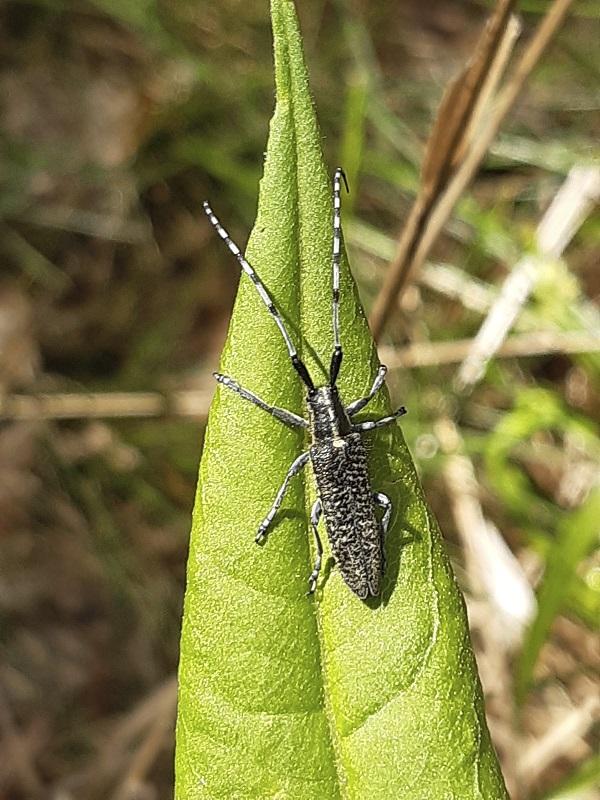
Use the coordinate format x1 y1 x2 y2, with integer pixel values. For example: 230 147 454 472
382 330 599 370
369 0 576 340
456 15 522 166
1 329 596 422
0 389 213 421
420 0 516 199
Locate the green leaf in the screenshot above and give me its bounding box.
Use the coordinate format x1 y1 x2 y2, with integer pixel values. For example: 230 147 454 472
175 1 508 797
516 489 600 704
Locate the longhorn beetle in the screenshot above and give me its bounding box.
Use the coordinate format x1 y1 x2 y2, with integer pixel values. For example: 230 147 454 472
203 169 406 599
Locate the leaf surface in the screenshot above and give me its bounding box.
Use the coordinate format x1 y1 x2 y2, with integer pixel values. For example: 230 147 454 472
175 2 509 797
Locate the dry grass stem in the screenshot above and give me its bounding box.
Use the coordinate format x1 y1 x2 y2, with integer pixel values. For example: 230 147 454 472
418 263 545 333
382 330 599 370
420 262 502 316
456 15 522 167
443 449 536 646
439 428 532 798
519 695 600 788
456 166 600 390
369 0 577 339
1 328 596 422
0 389 214 420
421 0 517 192
368 0 518 339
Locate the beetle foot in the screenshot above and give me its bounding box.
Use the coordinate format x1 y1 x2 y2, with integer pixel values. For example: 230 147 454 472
255 524 268 545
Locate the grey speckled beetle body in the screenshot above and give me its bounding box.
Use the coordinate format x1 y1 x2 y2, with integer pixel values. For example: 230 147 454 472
204 169 406 599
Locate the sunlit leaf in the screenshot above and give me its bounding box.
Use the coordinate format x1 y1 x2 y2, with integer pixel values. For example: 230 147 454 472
175 2 508 797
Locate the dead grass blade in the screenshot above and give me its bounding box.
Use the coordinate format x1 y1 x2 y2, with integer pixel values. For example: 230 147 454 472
380 330 599 370
421 0 516 200
0 388 213 420
456 166 600 391
2 327 598 422
369 0 577 340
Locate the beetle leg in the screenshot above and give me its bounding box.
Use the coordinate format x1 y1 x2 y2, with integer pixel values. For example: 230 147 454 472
214 373 308 428
373 492 392 535
373 491 392 573
307 499 323 595
346 365 387 416
255 451 310 544
353 405 407 432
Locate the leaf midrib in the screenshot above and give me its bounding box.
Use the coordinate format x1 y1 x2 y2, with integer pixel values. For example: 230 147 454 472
271 6 348 796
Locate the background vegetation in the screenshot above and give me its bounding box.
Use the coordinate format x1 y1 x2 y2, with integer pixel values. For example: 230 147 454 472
0 0 597 798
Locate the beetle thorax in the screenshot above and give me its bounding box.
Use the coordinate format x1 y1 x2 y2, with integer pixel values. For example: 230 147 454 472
307 385 352 442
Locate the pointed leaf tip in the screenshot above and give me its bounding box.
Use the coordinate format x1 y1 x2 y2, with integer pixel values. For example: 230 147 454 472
176 3 509 798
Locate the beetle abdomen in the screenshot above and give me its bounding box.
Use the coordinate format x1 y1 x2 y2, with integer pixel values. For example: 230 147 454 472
310 433 383 598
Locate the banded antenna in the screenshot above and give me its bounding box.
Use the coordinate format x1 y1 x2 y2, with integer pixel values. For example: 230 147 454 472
203 202 315 391
330 168 349 384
